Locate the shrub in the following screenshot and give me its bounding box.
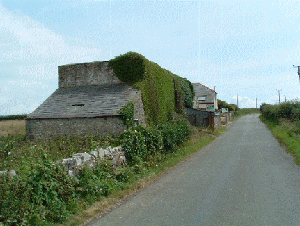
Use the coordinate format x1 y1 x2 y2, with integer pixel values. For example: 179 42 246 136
118 116 191 163
76 166 109 201
157 120 190 153
0 153 79 225
119 129 147 164
136 125 164 157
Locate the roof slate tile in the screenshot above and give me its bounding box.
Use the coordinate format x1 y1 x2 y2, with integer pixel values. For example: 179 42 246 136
28 84 138 119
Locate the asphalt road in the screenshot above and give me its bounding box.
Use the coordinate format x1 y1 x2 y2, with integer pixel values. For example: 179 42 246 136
90 114 300 226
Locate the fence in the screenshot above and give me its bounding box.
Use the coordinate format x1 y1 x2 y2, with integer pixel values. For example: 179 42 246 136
186 108 210 128
186 108 224 131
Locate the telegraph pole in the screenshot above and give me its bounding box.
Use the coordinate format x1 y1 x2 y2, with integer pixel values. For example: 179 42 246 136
293 65 300 83
277 89 282 104
237 94 239 108
256 98 257 109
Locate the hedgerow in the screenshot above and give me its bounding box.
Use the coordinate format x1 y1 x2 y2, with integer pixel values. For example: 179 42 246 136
260 100 300 123
260 100 300 142
0 114 27 121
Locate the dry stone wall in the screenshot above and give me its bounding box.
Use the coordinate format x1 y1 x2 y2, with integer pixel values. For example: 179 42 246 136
58 146 126 177
0 146 126 178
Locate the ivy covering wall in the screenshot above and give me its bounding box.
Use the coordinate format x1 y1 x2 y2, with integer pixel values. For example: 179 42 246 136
109 52 194 125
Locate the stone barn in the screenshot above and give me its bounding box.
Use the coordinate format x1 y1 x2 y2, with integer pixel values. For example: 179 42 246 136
26 61 146 140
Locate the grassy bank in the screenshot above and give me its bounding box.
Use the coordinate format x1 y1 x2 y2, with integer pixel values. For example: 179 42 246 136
260 100 300 165
260 116 300 165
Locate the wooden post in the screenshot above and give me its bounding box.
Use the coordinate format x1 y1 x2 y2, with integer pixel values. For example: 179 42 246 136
209 112 214 131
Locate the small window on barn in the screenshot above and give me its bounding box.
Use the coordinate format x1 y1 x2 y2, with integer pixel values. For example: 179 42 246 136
198 97 206 101
72 104 85 106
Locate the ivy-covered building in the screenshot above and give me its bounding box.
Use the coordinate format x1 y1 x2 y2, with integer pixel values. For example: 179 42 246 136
26 61 146 140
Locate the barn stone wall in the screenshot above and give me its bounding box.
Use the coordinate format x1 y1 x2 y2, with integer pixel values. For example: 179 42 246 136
58 61 122 88
26 117 126 140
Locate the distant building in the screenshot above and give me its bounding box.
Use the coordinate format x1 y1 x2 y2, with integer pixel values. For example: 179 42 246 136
192 83 218 111
26 61 146 140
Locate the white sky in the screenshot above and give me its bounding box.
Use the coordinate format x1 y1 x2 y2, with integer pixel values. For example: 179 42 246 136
1 0 300 115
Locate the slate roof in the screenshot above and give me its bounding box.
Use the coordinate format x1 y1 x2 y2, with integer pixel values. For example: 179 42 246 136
192 83 216 104
27 84 139 119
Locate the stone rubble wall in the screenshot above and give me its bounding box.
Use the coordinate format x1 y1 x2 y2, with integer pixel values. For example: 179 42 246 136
58 146 126 177
0 146 126 178
0 170 16 177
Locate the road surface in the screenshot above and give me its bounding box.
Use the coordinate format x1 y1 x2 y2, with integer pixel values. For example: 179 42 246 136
89 114 300 226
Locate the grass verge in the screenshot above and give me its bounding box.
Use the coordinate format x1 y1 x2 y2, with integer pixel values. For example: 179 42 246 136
62 126 228 226
260 115 300 165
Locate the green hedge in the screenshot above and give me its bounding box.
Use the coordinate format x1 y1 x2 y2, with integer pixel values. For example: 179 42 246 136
261 101 300 123
0 115 27 121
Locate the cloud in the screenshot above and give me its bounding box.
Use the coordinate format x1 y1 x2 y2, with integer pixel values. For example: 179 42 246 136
0 3 105 115
0 3 103 65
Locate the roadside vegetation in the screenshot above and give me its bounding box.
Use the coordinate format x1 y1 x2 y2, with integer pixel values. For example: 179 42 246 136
217 99 260 119
0 115 227 225
260 100 300 164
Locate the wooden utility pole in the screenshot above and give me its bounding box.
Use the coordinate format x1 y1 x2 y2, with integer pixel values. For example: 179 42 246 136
277 89 282 104
293 65 300 83
256 98 257 109
237 94 238 108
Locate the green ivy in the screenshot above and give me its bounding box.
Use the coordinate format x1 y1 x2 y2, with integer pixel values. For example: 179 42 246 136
109 52 145 85
173 76 194 110
110 51 195 125
118 101 135 128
